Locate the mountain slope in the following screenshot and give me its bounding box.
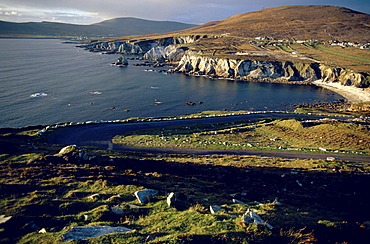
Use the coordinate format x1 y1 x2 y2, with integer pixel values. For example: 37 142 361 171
0 17 197 37
180 5 370 42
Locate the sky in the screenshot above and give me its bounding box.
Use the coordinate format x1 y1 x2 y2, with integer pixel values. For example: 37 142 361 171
0 0 369 25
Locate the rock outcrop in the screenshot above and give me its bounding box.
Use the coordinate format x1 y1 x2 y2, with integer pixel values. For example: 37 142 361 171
144 45 187 62
84 35 204 55
170 53 370 88
84 35 369 88
112 55 128 65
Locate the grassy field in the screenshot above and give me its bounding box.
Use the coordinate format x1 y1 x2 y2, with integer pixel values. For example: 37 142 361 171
1 110 370 243
113 118 370 155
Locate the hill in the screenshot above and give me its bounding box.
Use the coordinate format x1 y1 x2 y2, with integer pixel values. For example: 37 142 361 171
1 113 370 243
0 17 197 38
179 5 370 42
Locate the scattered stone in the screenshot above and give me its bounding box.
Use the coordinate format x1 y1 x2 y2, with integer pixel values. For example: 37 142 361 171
27 158 38 164
210 205 221 214
107 194 121 202
134 189 158 204
78 150 88 161
145 234 155 242
84 215 89 221
232 199 247 205
38 228 47 233
111 205 124 215
272 198 281 205
0 215 12 224
326 157 341 161
242 209 273 229
88 193 100 199
58 145 77 155
166 192 177 207
61 226 135 241
126 204 141 209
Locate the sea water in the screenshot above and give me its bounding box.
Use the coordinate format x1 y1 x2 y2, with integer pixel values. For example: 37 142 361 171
0 38 343 128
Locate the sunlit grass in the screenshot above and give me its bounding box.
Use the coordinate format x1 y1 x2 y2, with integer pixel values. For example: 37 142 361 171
1 116 370 243
113 118 370 154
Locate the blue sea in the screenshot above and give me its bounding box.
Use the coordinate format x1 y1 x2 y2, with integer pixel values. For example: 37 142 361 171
0 38 343 128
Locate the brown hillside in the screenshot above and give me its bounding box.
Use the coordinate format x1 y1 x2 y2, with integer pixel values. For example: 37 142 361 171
180 5 370 42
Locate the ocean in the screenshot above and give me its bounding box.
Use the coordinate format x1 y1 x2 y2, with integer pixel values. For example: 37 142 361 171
0 38 343 128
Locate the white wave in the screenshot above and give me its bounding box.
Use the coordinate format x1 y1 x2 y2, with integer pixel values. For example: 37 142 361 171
30 92 47 98
90 91 102 95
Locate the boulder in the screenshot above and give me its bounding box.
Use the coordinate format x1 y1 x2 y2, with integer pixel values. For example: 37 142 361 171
134 189 158 204
88 193 100 199
111 205 124 215
242 209 273 229
58 145 77 155
232 199 247 205
61 226 134 241
113 55 128 65
166 192 177 207
56 145 88 162
0 215 12 224
210 205 221 214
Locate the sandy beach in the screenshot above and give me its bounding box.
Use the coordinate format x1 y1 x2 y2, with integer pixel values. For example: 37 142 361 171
313 81 370 103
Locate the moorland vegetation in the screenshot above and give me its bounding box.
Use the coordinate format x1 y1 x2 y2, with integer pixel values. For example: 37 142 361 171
1 106 370 243
1 5 370 243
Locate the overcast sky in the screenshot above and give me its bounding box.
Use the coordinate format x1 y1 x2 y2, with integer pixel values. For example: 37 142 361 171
0 0 369 25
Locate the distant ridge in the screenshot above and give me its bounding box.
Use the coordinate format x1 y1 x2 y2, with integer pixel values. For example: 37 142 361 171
0 17 197 38
179 5 370 42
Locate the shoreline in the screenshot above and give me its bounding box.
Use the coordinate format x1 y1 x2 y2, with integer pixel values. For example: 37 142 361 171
313 81 370 103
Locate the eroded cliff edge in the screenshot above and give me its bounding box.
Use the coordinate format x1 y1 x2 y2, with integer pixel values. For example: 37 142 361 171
84 36 370 93
170 53 370 88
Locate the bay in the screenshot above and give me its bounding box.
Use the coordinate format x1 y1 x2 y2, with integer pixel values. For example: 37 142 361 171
0 38 343 128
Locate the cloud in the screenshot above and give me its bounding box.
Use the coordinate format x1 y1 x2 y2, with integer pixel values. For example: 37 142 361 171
5 11 20 16
0 2 103 24
0 0 369 24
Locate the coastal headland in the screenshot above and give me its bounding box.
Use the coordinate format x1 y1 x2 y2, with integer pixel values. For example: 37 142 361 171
82 6 370 104
1 5 370 243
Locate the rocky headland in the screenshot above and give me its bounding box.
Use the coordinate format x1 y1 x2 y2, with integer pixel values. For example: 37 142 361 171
84 35 370 103
170 52 370 103
81 5 370 103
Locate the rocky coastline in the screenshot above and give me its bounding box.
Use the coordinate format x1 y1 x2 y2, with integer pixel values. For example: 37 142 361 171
83 36 370 103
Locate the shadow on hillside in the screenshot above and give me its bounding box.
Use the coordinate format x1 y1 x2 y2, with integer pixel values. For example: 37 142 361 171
0 152 369 243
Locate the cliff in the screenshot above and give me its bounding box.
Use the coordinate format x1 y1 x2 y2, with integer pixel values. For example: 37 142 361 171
84 35 369 89
84 35 204 56
170 53 370 88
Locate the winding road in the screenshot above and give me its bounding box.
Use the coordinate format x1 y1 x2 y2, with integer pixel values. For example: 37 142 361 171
47 112 370 163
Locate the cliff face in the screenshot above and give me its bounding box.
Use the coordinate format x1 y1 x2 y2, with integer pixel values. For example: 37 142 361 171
84 35 369 88
85 35 204 56
171 53 370 88
143 45 187 62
